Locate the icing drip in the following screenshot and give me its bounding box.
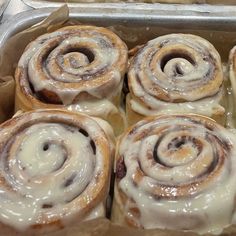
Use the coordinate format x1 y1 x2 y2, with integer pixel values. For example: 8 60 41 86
67 99 120 117
130 87 224 117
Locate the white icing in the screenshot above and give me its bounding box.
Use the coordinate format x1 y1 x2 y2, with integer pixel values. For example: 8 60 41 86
0 111 111 231
18 26 126 106
117 115 236 234
128 34 223 117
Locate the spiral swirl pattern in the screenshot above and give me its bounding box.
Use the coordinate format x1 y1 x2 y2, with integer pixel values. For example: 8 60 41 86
128 34 224 118
16 25 128 106
0 110 111 233
115 114 236 233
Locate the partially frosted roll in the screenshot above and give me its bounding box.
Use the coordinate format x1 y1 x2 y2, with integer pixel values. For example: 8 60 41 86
112 114 236 235
229 46 236 103
0 109 113 234
127 34 224 125
15 25 128 135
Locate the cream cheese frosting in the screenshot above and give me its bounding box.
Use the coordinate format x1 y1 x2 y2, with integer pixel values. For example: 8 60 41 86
116 115 236 234
0 110 112 232
128 34 224 117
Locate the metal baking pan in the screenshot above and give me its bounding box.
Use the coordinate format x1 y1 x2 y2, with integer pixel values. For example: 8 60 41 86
1 5 236 59
0 5 235 234
0 5 236 118
21 0 236 9
0 0 10 20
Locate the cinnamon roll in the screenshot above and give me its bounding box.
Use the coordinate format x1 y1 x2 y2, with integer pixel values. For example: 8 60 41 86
0 109 113 235
112 114 236 235
127 34 224 125
15 25 128 136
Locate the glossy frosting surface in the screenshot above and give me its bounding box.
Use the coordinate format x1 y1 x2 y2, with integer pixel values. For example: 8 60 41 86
0 110 111 231
117 115 236 234
128 34 224 116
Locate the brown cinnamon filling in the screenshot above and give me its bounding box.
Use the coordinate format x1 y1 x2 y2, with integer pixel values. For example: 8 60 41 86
62 47 95 64
43 143 49 151
90 140 96 155
79 128 89 137
116 156 127 180
168 136 202 155
160 52 196 72
42 203 53 209
63 173 77 188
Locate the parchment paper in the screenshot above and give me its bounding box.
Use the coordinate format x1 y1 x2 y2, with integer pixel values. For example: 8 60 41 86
44 218 236 236
0 5 70 124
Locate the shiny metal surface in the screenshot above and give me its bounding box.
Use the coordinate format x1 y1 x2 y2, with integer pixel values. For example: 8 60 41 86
2 0 31 22
0 6 236 59
0 0 10 21
2 3 236 28
21 0 236 11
